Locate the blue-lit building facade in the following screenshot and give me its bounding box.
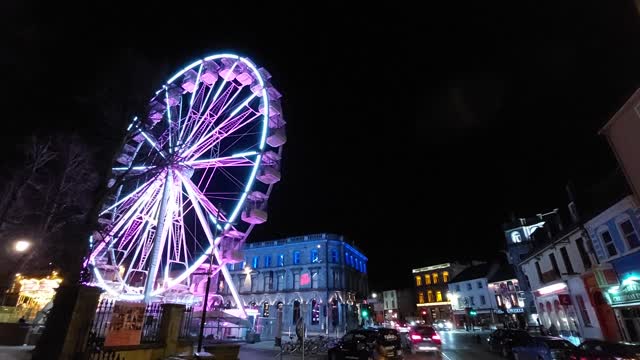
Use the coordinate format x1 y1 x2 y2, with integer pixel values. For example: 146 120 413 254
217 233 369 336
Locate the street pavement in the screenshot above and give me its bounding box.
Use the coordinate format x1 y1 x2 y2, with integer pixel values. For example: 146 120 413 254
239 330 503 360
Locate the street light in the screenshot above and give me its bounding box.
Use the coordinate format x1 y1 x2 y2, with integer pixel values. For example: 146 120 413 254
371 293 378 299
14 240 31 253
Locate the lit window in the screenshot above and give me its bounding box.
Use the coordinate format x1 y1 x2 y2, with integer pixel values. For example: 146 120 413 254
252 256 259 268
433 273 439 284
415 276 422 286
293 251 301 265
418 292 425 303
277 254 285 267
436 291 443 302
330 249 338 263
311 249 319 263
427 290 434 302
424 274 431 285
264 256 271 268
443 271 449 283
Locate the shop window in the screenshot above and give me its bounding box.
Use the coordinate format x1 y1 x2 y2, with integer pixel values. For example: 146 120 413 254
415 276 422 286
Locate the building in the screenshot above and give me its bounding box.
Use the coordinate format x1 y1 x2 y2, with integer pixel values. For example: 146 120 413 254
599 88 640 203
448 262 525 329
381 288 416 323
217 233 368 336
519 225 606 343
503 211 562 324
412 262 468 324
585 195 640 342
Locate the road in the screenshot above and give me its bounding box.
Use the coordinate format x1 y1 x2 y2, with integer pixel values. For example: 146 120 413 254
238 330 502 360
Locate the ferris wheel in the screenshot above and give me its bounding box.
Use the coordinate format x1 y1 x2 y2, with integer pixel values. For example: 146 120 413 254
87 53 286 307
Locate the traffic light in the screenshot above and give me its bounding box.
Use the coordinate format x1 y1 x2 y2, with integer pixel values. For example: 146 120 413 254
469 309 477 317
361 306 369 319
421 310 427 315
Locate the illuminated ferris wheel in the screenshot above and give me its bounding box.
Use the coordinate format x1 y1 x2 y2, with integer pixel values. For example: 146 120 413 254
87 53 286 307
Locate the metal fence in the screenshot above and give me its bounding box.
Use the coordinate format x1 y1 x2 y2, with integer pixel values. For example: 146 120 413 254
179 305 195 340
87 300 165 346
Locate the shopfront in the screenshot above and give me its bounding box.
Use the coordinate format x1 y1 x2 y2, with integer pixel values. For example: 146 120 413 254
606 252 640 342
533 282 582 345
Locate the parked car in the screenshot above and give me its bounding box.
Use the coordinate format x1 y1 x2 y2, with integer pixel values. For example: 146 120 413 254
512 336 577 360
575 339 640 360
487 329 532 358
372 328 404 359
408 325 442 355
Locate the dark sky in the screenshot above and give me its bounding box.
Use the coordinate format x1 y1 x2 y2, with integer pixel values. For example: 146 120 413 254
4 1 640 290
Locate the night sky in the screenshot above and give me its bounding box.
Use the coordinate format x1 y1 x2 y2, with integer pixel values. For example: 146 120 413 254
4 2 640 290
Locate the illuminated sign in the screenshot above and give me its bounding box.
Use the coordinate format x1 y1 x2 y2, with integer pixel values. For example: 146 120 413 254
536 282 567 296
300 273 310 286
607 276 640 306
511 232 522 243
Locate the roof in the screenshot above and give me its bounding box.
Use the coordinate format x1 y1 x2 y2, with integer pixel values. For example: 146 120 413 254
487 264 517 283
449 263 491 283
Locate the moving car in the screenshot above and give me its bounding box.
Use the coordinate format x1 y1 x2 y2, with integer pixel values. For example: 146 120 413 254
434 319 453 331
512 336 577 360
328 328 403 360
487 329 532 358
409 325 442 355
575 339 640 360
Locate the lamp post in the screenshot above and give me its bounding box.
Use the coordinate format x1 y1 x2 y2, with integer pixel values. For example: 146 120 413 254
14 240 31 253
196 209 223 353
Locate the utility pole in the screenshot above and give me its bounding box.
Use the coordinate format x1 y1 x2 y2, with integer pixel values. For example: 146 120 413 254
197 206 222 353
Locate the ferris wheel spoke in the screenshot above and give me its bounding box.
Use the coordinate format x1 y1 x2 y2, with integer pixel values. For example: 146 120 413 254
184 110 261 161
184 151 258 169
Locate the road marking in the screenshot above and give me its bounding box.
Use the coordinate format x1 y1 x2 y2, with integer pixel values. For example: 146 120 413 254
441 351 454 360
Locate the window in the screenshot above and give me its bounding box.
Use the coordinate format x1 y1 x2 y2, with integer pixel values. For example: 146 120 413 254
549 253 560 277
277 254 285 267
535 262 543 282
415 276 422 286
507 281 514 291
310 249 319 263
264 271 273 291
560 247 574 274
418 292 425 303
470 296 475 306
576 237 592 269
345 252 350 265
427 290 434 302
477 281 483 289
443 271 449 283
311 271 319 289
601 230 617 257
424 274 431 285
293 300 301 324
391 299 395 308
432 273 439 284
252 256 259 269
311 300 320 325
480 295 486 305
332 270 340 288
293 273 300 289
293 251 301 265
620 219 640 249
466 283 472 291
576 295 592 326
436 291 443 302
455 284 460 292
277 272 285 290
264 256 272 268
330 249 338 263
496 295 502 306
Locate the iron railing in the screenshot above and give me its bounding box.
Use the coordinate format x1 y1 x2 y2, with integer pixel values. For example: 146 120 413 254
179 305 194 340
87 300 165 345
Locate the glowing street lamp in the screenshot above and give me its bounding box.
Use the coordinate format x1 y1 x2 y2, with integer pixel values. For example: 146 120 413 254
14 240 31 253
371 292 378 299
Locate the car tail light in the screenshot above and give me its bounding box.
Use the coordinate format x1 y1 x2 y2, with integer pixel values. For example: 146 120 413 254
411 334 422 340
432 334 441 341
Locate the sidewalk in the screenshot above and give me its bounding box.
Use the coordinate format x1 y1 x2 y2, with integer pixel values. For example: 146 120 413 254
0 345 34 360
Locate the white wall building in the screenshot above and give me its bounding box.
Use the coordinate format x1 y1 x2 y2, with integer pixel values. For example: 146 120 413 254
519 226 604 342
